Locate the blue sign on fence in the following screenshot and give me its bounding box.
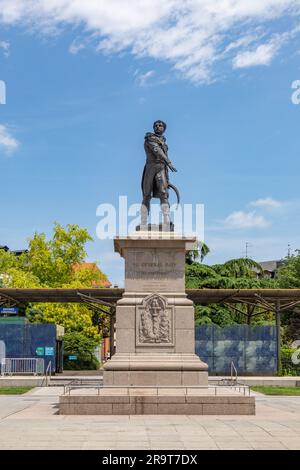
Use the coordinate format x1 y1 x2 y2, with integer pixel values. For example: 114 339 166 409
0 307 19 315
68 355 78 361
45 347 54 356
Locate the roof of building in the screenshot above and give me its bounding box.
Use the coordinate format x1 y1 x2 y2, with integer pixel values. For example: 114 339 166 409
0 246 27 256
72 262 112 288
259 260 284 272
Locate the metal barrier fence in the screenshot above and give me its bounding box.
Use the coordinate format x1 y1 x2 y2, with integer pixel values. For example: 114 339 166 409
0 358 45 375
196 325 277 375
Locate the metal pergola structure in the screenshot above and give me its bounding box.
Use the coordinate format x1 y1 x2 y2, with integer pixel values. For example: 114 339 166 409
1 288 300 371
2 287 300 305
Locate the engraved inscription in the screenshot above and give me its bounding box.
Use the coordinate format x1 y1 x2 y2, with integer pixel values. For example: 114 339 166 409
126 250 184 280
125 249 185 292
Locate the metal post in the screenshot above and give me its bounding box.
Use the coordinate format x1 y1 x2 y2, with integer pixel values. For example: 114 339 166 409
275 300 281 375
109 309 115 359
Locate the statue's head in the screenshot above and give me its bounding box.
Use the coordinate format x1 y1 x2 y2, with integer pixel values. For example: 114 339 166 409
153 120 167 136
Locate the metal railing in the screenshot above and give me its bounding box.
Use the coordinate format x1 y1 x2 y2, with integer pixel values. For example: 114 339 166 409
231 361 238 384
212 361 238 387
1 358 44 375
45 361 52 386
63 378 103 394
64 383 251 397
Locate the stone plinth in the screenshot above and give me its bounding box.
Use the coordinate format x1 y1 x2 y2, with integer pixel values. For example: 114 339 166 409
59 388 255 415
103 232 208 387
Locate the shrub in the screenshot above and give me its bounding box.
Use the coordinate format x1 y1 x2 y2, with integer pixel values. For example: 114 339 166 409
281 347 300 376
63 331 100 370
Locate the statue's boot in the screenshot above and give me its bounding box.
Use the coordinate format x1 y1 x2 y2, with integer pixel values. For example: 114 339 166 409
161 202 171 230
140 203 149 228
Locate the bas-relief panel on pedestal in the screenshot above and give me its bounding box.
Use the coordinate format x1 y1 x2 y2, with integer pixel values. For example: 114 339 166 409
136 293 174 347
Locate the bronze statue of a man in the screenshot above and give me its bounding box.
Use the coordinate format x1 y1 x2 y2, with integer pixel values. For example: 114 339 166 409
141 120 178 227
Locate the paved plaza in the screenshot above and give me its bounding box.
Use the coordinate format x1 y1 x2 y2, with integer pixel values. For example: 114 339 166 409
0 388 299 450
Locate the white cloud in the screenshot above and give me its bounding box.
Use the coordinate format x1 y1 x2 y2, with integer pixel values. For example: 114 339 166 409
69 40 85 55
250 197 284 208
224 210 271 229
134 69 155 87
224 33 263 54
0 40 10 56
233 41 279 68
0 1 300 82
0 124 19 153
232 33 289 68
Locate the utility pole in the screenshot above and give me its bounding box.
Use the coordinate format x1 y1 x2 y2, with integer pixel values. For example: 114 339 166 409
244 242 252 259
287 244 291 258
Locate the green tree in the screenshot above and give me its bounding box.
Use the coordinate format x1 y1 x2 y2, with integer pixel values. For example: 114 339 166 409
63 331 99 358
277 251 300 346
1 223 109 346
63 331 100 370
25 222 93 287
26 303 100 340
186 258 276 325
4 268 41 288
214 258 263 278
0 249 20 272
0 223 105 289
0 249 40 288
277 251 300 288
186 241 210 265
186 258 267 289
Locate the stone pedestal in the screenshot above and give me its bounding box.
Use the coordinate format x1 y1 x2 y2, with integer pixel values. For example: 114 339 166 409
103 231 208 386
59 230 255 415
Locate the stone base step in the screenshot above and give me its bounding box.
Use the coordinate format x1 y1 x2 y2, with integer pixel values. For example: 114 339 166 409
59 388 255 415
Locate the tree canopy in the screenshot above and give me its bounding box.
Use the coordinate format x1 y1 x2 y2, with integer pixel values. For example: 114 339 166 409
277 250 300 288
0 223 109 341
185 257 276 326
277 251 300 345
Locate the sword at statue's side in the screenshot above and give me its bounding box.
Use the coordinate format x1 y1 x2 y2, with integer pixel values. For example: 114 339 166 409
158 148 180 209
168 183 180 209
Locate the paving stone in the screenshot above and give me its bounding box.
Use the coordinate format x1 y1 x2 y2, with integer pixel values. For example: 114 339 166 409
0 393 299 450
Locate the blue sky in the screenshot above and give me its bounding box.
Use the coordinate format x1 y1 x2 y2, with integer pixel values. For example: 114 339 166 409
0 1 300 286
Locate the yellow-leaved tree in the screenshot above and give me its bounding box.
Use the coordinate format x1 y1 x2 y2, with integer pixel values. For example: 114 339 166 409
0 223 110 366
